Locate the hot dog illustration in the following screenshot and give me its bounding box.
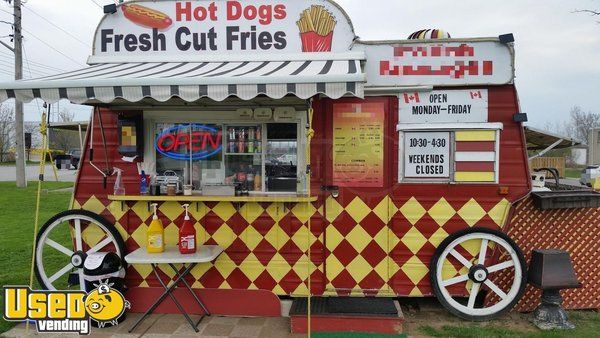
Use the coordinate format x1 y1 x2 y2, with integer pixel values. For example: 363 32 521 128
121 4 173 30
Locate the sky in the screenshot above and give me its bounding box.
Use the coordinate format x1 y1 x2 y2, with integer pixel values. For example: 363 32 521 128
0 0 598 130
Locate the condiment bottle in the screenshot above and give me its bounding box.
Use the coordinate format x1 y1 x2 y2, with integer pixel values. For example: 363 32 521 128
238 128 247 153
255 127 261 140
254 174 261 191
113 168 125 195
178 204 196 254
140 170 148 195
147 203 164 253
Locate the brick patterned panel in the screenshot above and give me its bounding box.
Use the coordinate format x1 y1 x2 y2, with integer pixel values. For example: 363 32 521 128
500 197 600 311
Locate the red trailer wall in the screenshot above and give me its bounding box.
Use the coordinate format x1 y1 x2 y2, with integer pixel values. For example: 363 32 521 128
72 85 530 302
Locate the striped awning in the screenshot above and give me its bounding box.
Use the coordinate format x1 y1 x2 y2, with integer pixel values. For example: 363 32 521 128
0 58 364 104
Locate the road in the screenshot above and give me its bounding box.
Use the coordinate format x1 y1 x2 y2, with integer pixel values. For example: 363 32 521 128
0 165 77 182
560 178 582 187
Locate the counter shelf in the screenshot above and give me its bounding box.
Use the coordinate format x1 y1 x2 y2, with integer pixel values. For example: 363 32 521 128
108 194 318 212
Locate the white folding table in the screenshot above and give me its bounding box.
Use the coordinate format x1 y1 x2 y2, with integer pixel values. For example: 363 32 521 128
124 245 223 333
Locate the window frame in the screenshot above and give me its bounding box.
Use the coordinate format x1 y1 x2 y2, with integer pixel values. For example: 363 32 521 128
143 110 307 194
397 122 503 184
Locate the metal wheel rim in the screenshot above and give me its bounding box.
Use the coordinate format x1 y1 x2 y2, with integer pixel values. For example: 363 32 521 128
35 214 124 291
435 232 522 317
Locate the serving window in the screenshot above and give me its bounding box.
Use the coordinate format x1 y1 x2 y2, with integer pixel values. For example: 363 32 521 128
146 110 305 194
398 124 501 184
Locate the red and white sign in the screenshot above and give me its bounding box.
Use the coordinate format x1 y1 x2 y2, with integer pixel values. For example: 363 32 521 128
356 41 514 86
399 89 489 124
91 0 356 62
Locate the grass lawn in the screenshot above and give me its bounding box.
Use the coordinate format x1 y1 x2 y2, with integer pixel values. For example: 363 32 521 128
0 181 73 333
564 168 583 179
419 311 600 337
0 161 39 166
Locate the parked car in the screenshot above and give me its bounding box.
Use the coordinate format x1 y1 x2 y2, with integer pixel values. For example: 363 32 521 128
580 165 600 187
68 149 82 169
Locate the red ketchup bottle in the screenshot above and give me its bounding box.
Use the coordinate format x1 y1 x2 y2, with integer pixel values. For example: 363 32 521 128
178 204 196 254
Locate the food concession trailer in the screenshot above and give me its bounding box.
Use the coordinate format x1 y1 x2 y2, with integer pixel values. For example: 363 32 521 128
1 0 598 332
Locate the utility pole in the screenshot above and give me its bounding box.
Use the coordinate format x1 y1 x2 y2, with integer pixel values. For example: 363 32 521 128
13 0 26 187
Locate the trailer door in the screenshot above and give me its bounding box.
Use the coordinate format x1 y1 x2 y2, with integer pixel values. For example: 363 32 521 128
322 97 395 295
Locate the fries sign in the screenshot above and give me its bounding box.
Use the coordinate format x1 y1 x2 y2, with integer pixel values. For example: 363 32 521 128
92 0 356 62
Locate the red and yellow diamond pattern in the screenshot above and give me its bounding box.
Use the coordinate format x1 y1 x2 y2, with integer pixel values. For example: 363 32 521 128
73 194 511 297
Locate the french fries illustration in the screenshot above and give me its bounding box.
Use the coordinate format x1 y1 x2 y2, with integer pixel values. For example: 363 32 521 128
297 5 337 52
121 4 173 30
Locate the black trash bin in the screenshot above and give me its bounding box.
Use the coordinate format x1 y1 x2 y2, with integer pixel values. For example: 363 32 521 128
83 252 127 327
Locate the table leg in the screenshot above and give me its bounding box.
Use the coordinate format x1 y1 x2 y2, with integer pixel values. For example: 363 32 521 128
128 263 200 333
151 264 199 332
168 263 211 316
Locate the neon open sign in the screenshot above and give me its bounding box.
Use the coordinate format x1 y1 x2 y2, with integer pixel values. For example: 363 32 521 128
155 124 222 160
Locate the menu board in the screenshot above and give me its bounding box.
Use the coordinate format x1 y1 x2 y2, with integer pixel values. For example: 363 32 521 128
333 102 385 187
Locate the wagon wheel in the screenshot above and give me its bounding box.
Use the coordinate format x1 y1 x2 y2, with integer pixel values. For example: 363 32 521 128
35 210 126 291
430 227 527 320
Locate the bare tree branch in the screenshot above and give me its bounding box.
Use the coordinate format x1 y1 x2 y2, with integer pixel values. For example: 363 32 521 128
574 9 600 15
0 103 15 162
566 106 600 144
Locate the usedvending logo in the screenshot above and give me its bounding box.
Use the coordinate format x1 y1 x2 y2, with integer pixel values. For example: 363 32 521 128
3 281 130 335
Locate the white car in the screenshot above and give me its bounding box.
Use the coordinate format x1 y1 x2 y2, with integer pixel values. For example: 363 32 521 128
580 165 600 187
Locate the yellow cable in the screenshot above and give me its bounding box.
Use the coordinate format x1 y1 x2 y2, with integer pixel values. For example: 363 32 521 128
306 106 314 337
25 112 48 337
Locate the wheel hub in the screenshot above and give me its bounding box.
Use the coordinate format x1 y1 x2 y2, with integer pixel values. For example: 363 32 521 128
469 264 489 283
70 251 87 268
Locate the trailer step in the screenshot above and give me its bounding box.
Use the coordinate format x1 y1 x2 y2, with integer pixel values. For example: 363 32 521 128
289 297 404 334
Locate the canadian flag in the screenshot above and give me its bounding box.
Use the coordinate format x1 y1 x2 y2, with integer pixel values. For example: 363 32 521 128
470 91 483 99
403 93 420 104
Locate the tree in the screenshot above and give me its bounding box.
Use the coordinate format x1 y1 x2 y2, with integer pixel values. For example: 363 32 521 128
566 106 600 144
49 108 78 152
24 122 41 149
0 104 15 162
575 2 600 22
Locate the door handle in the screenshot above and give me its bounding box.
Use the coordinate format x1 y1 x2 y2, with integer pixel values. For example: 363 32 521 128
321 185 340 198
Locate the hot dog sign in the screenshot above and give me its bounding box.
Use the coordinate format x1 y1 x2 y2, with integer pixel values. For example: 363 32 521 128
91 0 355 61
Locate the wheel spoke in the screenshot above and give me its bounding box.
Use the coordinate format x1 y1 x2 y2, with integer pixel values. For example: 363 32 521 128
87 237 113 255
78 269 86 291
74 219 83 251
48 264 73 283
441 274 469 287
45 239 74 257
484 280 508 300
478 239 488 265
450 249 473 268
488 260 515 273
467 282 481 309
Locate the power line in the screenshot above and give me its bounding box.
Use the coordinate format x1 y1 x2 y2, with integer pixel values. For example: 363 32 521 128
22 4 91 48
0 53 60 73
0 52 66 72
0 64 48 78
21 27 85 67
0 58 50 76
22 43 43 115
0 8 13 17
0 67 13 76
89 0 103 9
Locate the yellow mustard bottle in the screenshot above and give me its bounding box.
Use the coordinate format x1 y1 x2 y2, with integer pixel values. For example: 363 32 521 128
147 203 164 253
